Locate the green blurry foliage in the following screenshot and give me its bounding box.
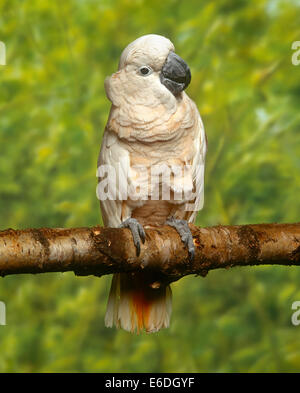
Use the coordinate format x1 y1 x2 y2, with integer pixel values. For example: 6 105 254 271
0 0 300 372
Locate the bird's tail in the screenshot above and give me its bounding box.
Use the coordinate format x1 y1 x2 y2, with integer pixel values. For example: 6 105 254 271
105 272 172 333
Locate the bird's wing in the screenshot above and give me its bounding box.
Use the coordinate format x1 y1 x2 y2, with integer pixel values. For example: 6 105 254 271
187 111 207 224
97 129 131 228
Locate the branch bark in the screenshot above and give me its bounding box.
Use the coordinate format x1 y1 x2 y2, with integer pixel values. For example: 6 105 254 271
0 223 300 284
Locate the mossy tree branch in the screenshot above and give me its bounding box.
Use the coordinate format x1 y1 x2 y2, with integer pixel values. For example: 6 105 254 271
0 223 300 285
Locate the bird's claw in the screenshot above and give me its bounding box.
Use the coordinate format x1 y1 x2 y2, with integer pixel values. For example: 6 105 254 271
120 218 145 256
165 218 195 261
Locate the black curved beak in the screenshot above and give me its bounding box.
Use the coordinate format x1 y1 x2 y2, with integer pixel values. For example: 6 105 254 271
160 51 191 96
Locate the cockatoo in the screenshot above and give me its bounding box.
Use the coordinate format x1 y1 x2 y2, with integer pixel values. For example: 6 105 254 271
98 34 206 333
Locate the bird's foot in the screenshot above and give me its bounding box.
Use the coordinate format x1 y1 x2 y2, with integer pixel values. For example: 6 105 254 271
120 218 146 256
165 217 195 261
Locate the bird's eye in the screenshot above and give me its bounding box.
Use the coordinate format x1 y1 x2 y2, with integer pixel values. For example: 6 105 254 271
138 66 152 76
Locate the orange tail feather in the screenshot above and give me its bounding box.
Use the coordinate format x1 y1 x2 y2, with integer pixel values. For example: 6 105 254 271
105 272 172 333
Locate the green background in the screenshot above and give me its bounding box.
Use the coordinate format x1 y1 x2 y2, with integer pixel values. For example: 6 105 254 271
0 0 300 372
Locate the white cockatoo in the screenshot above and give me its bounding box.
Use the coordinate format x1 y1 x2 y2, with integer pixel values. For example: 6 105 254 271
98 34 206 333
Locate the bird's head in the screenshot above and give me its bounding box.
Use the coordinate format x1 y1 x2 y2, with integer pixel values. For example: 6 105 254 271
105 34 191 107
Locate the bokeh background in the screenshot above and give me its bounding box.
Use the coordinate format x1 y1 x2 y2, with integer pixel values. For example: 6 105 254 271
0 0 300 372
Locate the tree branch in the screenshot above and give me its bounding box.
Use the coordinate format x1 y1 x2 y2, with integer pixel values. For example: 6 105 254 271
0 223 300 284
